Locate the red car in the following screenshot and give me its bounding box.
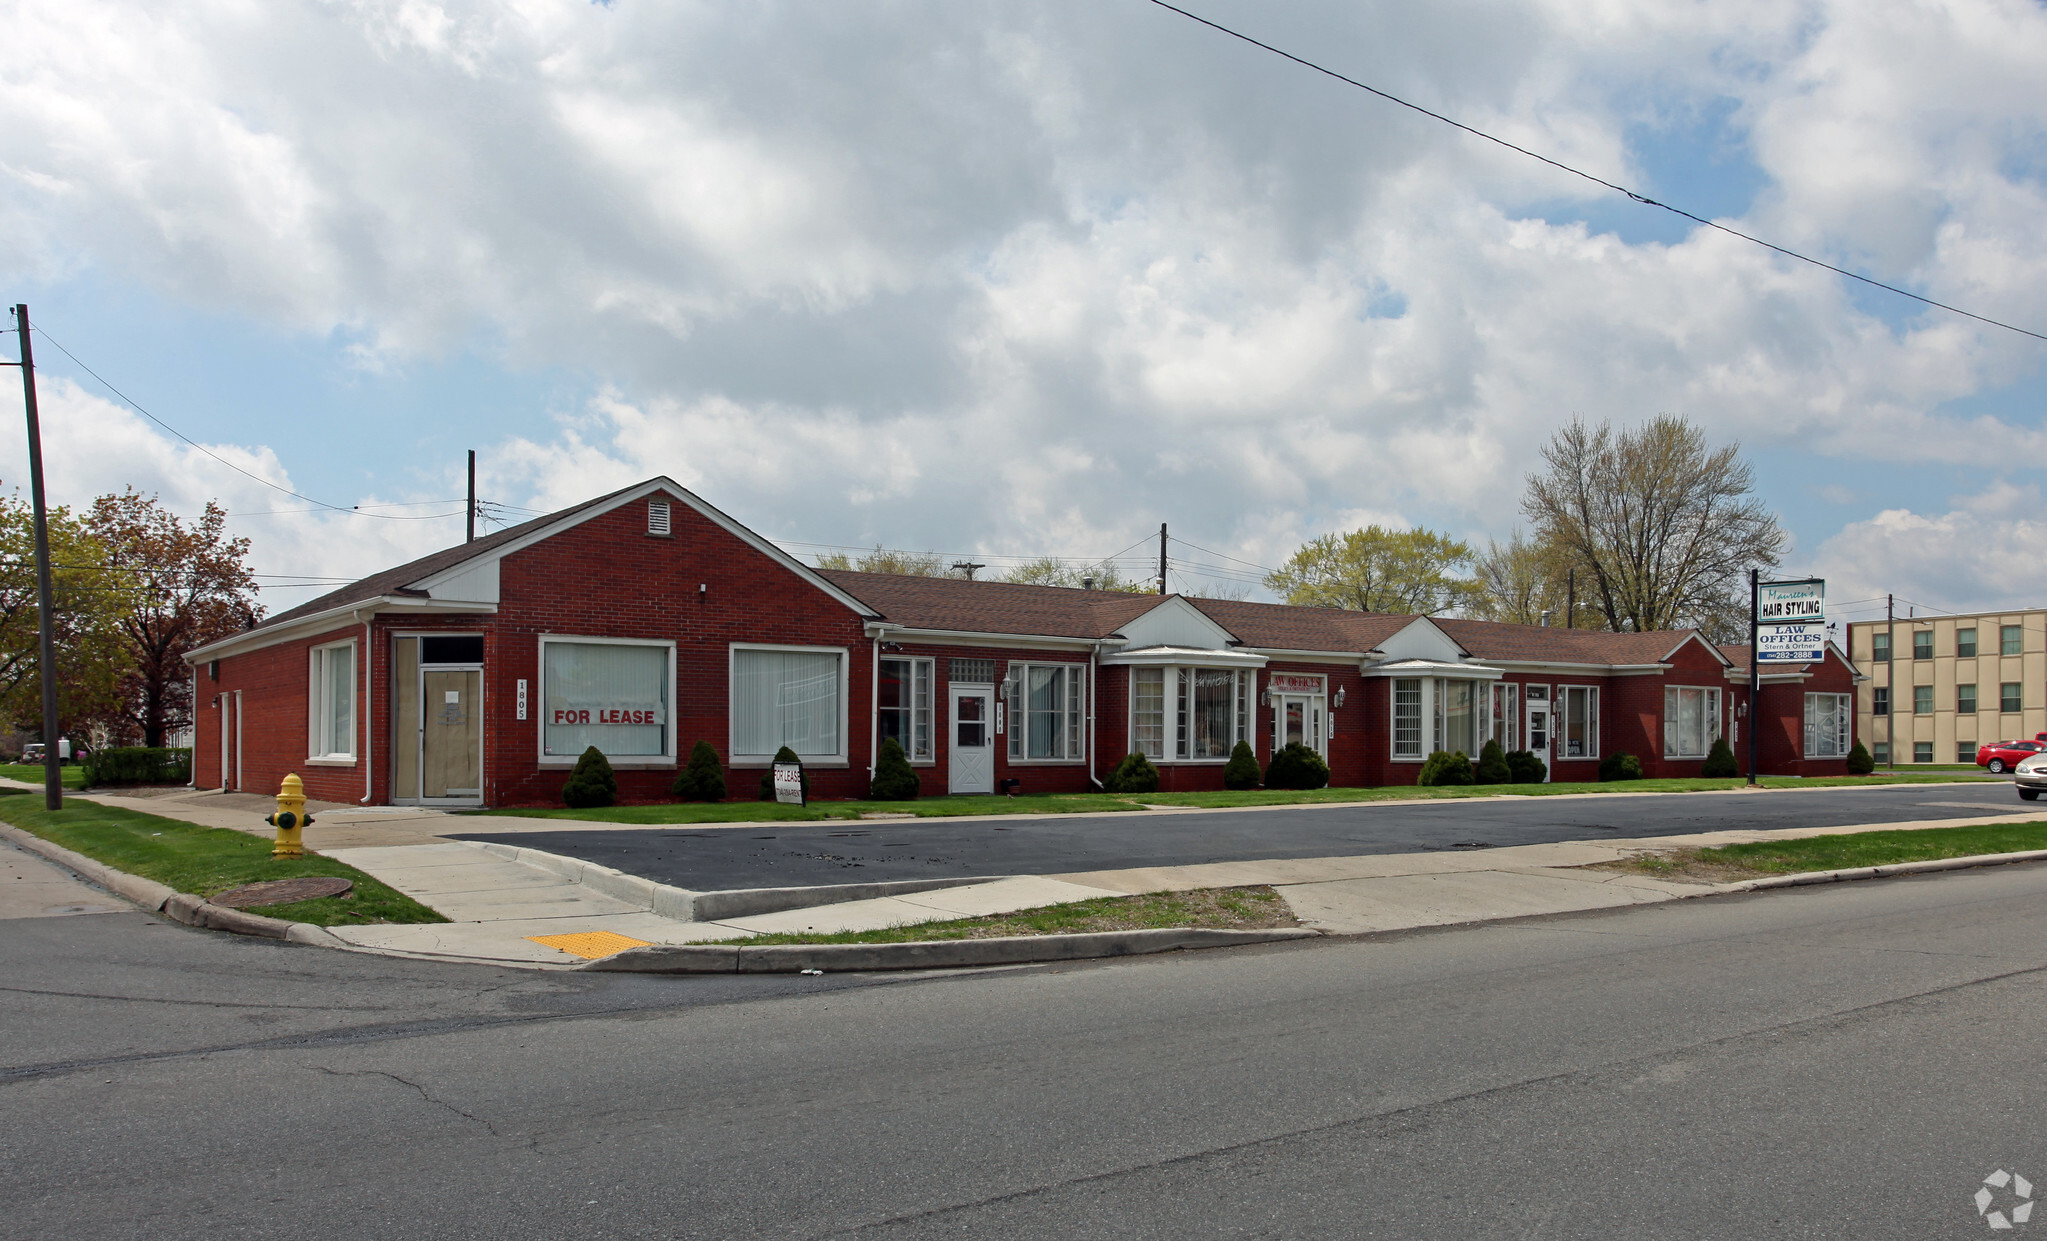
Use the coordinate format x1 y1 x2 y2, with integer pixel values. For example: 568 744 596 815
1977 740 2046 773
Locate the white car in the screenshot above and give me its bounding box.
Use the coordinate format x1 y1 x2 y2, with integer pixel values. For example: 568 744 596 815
2014 753 2047 801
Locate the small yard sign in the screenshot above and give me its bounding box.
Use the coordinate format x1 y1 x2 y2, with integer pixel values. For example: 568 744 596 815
772 761 806 806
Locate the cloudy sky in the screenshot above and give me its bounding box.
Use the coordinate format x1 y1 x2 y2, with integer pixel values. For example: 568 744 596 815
3 0 2044 628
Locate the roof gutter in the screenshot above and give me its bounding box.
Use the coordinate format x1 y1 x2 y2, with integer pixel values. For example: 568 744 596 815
185 596 497 664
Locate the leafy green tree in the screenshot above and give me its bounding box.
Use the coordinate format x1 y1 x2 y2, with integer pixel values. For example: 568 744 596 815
1265 526 1476 614
815 547 949 576
0 489 136 740
85 491 261 746
1523 416 1786 639
1002 556 1150 592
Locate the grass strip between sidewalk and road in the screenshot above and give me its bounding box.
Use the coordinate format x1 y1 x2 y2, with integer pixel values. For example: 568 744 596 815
697 886 1297 945
1598 820 2047 884
0 791 445 927
465 771 1993 824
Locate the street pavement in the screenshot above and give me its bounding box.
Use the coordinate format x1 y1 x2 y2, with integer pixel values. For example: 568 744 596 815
456 780 2026 889
8 849 2047 1237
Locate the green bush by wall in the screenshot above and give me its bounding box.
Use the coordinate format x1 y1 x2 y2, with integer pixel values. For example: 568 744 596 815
1846 740 1875 776
1505 750 1547 783
1223 740 1261 790
1474 739 1510 785
562 747 618 808
672 740 727 801
81 747 191 787
1701 736 1738 778
1265 742 1330 790
1418 750 1475 786
1599 752 1644 782
867 737 921 800
1104 752 1161 795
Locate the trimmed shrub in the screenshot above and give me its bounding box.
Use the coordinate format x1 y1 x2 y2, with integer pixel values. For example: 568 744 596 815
1474 739 1511 785
1265 742 1331 790
1223 739 1261 790
1599 752 1644 782
562 746 617 808
1505 750 1547 784
1418 749 1475 786
81 746 191 787
672 740 727 801
1701 736 1738 778
1846 739 1875 776
868 737 921 800
1104 752 1160 795
757 746 810 801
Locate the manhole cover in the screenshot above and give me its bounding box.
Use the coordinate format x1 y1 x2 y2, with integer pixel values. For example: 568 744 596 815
210 876 354 908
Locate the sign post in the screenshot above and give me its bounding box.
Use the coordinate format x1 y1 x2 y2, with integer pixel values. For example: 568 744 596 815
1748 569 1760 787
1751 575 1828 786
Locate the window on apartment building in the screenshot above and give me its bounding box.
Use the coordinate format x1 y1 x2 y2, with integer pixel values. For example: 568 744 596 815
2003 682 2024 714
1914 741 1934 763
2003 625 2024 656
1913 631 1933 660
1872 686 1890 715
546 638 674 759
1562 685 1599 759
1872 632 1891 661
1957 629 1978 658
1805 693 1851 759
878 658 933 761
1008 663 1084 761
1958 684 1978 714
1872 741 1890 764
731 645 842 760
1959 743 1977 763
1663 686 1721 758
1393 679 1424 757
1913 685 1933 715
308 640 356 760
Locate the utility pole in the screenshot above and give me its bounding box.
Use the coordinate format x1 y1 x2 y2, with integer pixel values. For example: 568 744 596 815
1746 568 1760 787
1158 523 1168 595
466 449 476 543
1885 592 1895 772
10 307 62 810
950 560 984 581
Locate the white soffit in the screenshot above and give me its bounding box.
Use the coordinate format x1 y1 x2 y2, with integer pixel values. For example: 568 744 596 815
1118 597 1241 650
1376 617 1469 663
1361 657 1504 680
1101 645 1268 668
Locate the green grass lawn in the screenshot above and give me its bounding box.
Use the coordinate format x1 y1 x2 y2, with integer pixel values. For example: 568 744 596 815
1608 820 2047 883
0 792 444 927
469 771 1990 824
700 886 1297 945
0 763 88 789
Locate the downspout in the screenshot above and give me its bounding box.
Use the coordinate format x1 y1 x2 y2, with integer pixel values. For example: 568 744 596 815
187 665 198 788
355 610 373 804
869 624 886 788
1088 641 1102 790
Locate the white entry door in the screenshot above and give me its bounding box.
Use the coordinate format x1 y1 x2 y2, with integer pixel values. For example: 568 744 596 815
1273 694 1326 758
1524 687 1552 782
950 685 994 794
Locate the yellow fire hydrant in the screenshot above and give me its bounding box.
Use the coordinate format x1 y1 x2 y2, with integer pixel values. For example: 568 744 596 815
266 773 313 859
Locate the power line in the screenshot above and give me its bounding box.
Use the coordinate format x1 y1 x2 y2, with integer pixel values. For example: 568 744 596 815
1144 0 2047 344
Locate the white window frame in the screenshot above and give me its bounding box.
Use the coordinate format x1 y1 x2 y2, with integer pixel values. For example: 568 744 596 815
307 639 358 764
1560 684 1600 760
878 656 935 765
728 642 850 766
1008 661 1086 764
1662 685 1723 759
1124 666 1252 763
1392 678 1424 760
1804 692 1852 759
538 634 679 767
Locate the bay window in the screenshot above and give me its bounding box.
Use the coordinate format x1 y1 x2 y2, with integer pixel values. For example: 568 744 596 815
1009 663 1084 761
1126 665 1252 761
1804 693 1851 759
308 640 356 760
878 657 933 761
1132 668 1168 759
731 645 844 760
544 638 674 760
1663 686 1721 758
1561 685 1599 759
1435 680 1477 755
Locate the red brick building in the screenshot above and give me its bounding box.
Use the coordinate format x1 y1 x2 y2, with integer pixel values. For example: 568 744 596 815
185 478 1863 806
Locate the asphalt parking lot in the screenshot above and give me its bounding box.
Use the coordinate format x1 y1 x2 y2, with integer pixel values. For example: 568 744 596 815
456 780 2028 891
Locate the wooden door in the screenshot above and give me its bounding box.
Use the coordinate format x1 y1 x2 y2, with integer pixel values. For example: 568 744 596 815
422 670 482 800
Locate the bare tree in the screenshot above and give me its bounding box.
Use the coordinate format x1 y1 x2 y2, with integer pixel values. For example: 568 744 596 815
1467 531 1576 626
1522 417 1785 639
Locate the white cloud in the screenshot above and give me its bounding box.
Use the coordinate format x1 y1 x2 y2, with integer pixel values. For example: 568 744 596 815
1815 482 2047 614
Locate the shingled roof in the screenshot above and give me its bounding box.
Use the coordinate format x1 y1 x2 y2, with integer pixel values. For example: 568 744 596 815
1434 618 1718 666
1185 597 1419 653
819 570 1165 639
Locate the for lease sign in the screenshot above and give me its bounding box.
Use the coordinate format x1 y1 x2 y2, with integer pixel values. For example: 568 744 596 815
550 705 664 726
1758 579 1825 623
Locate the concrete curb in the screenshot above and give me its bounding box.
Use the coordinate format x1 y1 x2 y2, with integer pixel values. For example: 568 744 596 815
0 821 343 947
579 927 1322 973
1725 847 2047 892
461 839 997 921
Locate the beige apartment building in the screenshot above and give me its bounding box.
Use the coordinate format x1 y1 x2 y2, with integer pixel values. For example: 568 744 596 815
1848 610 2047 765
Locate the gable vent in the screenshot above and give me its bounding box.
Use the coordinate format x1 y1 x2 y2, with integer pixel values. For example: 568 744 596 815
647 500 672 536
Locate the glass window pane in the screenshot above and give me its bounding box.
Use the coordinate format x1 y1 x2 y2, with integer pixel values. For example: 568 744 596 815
1958 684 1977 714
1190 670 1234 759
731 648 835 758
1028 666 1062 759
913 661 931 759
1957 629 1978 658
1913 631 1933 659
325 646 353 756
546 641 669 757
2004 625 2024 656
1133 668 1166 760
1394 679 1422 757
2004 683 2024 713
1913 685 1933 714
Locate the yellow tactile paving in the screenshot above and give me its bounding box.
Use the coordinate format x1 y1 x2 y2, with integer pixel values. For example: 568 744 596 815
526 931 654 959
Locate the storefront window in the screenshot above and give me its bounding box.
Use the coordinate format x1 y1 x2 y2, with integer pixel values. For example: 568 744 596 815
879 658 933 760
545 640 671 758
1393 679 1423 757
1176 669 1236 759
1010 663 1083 761
309 641 355 759
731 646 840 759
1804 693 1850 758
1562 685 1599 759
1663 686 1721 758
